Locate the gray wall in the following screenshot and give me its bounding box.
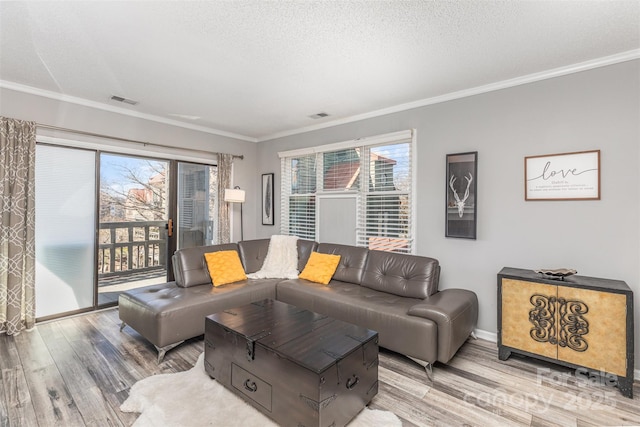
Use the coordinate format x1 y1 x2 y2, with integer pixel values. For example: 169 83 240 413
2 60 638 370
0 87 258 240
255 60 640 369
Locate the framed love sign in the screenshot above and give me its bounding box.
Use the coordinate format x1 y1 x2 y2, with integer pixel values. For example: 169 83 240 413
525 150 600 201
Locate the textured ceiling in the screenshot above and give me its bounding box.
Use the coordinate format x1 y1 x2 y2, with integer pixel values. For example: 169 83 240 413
1 1 639 142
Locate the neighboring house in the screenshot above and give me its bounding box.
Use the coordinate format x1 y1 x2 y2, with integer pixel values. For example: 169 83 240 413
124 172 166 221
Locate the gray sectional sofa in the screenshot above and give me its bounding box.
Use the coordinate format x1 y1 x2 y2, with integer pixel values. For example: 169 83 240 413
119 238 478 375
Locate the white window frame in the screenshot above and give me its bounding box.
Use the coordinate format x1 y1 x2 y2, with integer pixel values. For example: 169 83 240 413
279 130 417 253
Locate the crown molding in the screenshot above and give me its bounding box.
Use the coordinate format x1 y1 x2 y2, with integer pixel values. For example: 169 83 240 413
258 49 640 142
0 80 258 143
3 49 637 144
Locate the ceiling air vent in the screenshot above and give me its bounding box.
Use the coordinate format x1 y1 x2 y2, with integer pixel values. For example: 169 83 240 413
110 95 139 105
308 112 329 119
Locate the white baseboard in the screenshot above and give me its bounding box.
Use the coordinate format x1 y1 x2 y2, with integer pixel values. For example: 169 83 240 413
473 328 497 343
473 328 640 381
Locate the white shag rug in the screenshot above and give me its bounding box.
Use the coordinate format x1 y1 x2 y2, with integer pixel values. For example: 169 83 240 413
246 235 300 280
120 353 401 427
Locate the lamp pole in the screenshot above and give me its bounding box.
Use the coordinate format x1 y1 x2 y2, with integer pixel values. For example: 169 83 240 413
239 201 243 241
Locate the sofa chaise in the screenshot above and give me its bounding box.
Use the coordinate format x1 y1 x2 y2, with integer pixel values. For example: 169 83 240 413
118 238 478 376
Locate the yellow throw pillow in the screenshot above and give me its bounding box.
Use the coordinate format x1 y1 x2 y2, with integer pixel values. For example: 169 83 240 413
204 250 247 287
299 252 341 285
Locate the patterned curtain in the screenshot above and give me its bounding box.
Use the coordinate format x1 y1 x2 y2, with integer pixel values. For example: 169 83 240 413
216 153 233 244
0 117 36 335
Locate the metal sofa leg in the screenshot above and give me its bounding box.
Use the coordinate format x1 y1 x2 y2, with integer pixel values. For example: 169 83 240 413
119 321 183 363
155 341 184 364
408 356 434 384
424 362 433 382
470 331 478 340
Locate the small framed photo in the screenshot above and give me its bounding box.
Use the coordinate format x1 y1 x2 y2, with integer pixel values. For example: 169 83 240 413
525 150 600 201
262 173 275 225
446 152 477 239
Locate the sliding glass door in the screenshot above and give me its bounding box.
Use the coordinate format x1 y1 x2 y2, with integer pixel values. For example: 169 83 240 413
35 145 96 319
34 145 219 319
176 162 218 250
97 154 170 306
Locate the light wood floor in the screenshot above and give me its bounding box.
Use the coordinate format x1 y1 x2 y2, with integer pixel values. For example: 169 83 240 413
1 308 639 427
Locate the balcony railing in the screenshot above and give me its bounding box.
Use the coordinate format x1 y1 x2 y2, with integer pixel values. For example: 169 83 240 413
98 221 167 278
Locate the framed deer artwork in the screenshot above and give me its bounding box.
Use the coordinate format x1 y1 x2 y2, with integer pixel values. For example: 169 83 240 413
446 152 477 239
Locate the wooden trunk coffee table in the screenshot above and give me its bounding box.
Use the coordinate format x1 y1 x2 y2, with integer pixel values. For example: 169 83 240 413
204 299 379 427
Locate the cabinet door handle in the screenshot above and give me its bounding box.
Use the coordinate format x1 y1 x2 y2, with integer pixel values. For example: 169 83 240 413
244 379 257 392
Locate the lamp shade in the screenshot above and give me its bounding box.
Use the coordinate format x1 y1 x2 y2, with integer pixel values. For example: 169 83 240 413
224 188 245 203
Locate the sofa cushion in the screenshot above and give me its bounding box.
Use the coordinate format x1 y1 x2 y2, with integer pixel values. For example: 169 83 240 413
204 250 247 286
317 243 368 285
361 250 440 299
240 238 318 275
298 252 341 284
118 279 278 348
238 239 271 274
277 279 438 363
173 243 238 288
296 239 318 272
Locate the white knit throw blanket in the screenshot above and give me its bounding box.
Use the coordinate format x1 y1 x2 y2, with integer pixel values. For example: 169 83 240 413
246 235 299 279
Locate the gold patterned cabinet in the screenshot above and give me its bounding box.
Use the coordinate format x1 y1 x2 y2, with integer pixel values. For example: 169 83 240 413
498 267 634 398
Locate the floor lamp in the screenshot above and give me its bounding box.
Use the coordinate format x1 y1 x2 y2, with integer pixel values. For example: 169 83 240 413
224 186 245 241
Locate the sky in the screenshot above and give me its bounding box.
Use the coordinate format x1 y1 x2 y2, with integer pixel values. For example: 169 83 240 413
100 153 167 191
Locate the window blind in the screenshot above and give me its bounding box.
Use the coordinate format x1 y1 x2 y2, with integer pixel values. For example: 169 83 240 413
357 142 412 253
321 148 360 192
280 154 317 240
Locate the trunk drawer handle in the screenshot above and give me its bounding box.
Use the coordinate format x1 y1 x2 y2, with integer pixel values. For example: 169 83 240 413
244 379 258 393
346 375 359 390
